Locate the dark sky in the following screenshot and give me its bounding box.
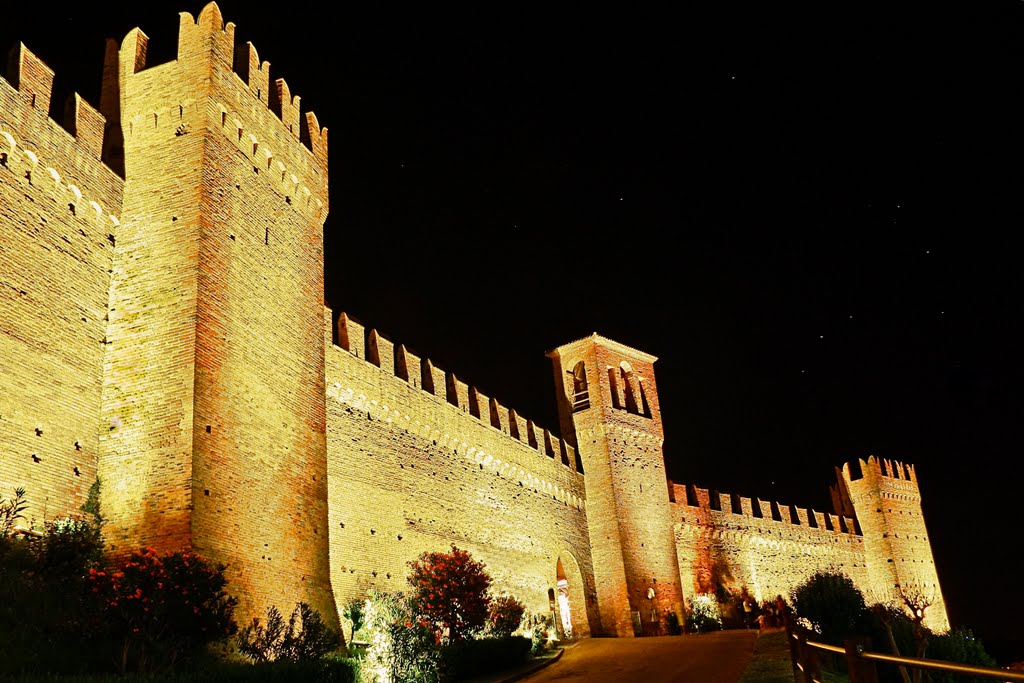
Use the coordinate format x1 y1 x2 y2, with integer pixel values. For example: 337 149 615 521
5 1 1023 657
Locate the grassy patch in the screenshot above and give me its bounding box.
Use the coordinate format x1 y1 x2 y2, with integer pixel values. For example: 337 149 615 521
738 629 854 683
738 630 795 683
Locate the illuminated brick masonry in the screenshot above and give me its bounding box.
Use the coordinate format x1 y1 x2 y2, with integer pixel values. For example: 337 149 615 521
0 3 948 638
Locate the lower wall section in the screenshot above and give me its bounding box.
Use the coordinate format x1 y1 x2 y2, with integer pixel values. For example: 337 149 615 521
326 344 598 638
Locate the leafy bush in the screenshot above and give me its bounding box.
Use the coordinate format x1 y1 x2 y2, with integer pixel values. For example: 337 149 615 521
90 546 238 673
0 481 112 675
790 570 870 645
0 486 28 538
524 613 555 655
362 589 440 683
923 628 998 683
237 602 341 663
438 636 531 681
486 595 526 638
407 544 492 644
665 610 682 635
342 596 365 647
685 593 723 633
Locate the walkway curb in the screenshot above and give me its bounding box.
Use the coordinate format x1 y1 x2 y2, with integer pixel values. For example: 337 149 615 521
497 647 564 683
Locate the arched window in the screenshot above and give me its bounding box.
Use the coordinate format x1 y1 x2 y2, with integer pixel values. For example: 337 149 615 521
638 379 651 417
607 367 621 409
620 361 639 414
569 361 590 412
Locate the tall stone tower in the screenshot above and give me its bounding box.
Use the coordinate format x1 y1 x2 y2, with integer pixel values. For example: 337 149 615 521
831 456 949 632
547 334 684 636
97 4 337 627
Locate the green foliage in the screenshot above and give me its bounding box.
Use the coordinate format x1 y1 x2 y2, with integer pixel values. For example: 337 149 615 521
237 602 341 664
486 595 526 638
437 636 531 681
685 592 723 633
342 596 366 647
868 604 917 655
237 605 288 663
0 486 28 538
0 483 110 676
790 571 870 645
362 589 440 683
0 656 361 682
665 610 683 635
89 547 238 673
923 628 998 683
524 613 554 655
407 544 492 644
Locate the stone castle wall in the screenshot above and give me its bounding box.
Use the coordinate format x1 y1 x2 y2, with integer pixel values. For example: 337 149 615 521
835 458 949 632
96 4 336 625
0 2 950 639
0 44 123 523
671 483 868 608
324 311 599 636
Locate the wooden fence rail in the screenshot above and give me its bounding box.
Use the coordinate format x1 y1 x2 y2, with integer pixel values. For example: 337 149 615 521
784 611 1024 683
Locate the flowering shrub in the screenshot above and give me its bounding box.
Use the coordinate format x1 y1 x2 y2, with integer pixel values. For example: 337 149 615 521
89 547 238 673
407 544 491 644
685 592 723 633
0 481 111 675
362 590 439 683
524 613 555 655
486 595 526 638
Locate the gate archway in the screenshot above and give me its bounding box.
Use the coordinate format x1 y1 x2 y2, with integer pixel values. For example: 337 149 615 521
552 551 591 639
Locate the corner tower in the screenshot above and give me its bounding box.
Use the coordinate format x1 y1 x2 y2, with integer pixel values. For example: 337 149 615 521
831 457 949 632
97 4 337 627
547 334 684 636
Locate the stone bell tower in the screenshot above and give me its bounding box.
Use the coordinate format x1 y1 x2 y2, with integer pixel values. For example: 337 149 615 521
547 334 684 636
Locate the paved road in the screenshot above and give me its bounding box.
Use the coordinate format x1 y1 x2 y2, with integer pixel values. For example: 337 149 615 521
519 630 760 683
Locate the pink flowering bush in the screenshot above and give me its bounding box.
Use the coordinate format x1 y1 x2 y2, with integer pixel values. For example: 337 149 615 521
408 544 492 644
89 547 238 673
487 595 526 638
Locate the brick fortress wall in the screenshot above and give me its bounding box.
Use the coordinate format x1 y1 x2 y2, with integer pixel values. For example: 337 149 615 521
325 311 599 637
0 1 950 640
670 482 868 608
833 457 949 632
96 4 335 626
0 43 123 522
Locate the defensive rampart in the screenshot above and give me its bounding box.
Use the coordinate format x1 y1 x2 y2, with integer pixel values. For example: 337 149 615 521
0 43 123 522
0 2 950 642
325 310 599 636
95 3 335 626
834 457 949 632
671 482 869 606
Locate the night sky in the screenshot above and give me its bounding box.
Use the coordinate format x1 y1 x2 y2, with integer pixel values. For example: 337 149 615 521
5 1 1022 660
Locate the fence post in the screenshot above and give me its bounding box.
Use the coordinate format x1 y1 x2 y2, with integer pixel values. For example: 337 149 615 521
784 611 803 682
844 636 880 683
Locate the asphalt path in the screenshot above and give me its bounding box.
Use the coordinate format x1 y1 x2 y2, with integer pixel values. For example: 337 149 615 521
518 630 760 683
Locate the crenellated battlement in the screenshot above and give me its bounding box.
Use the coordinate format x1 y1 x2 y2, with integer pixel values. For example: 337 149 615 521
3 42 105 156
1 44 123 196
840 455 916 483
329 308 582 476
114 4 328 207
671 481 858 538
